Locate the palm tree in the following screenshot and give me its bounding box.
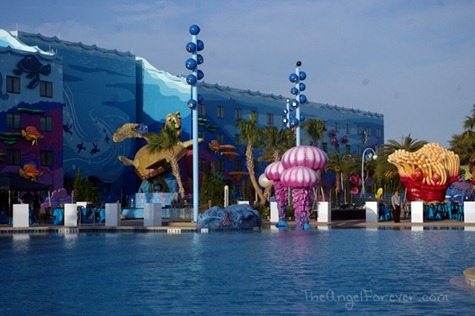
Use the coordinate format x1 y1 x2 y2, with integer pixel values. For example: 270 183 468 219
302 118 325 147
236 113 266 205
325 152 352 204
147 124 186 200
374 134 427 193
258 126 295 163
450 104 475 175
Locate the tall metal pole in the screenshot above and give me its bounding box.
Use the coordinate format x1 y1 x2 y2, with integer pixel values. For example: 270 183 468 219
185 25 204 222
361 147 376 197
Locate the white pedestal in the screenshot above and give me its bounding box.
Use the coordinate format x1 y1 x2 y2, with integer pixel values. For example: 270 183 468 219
411 201 424 223
238 201 249 205
105 203 121 226
365 201 378 223
464 201 475 223
144 203 162 227
76 201 88 208
317 202 331 222
64 203 78 227
13 204 29 227
270 201 279 223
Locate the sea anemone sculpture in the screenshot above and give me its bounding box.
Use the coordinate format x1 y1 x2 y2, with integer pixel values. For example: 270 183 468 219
387 143 460 202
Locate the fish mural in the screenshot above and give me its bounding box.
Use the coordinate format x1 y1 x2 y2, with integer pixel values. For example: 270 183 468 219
21 126 44 145
19 163 42 181
13 55 51 89
63 122 73 135
76 141 86 153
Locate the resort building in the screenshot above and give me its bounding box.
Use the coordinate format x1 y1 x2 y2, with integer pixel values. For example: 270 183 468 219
0 28 384 202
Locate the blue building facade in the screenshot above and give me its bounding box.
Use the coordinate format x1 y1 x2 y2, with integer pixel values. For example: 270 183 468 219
0 28 384 202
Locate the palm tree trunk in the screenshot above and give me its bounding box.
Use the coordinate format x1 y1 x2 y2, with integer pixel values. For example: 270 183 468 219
169 149 185 201
246 143 266 205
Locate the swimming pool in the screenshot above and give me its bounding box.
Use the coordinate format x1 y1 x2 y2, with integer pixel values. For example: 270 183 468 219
1 228 474 315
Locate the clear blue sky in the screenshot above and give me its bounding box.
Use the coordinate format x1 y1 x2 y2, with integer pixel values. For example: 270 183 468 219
2 0 474 147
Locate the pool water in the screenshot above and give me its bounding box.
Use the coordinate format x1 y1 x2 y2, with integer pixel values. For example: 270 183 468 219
1 228 474 315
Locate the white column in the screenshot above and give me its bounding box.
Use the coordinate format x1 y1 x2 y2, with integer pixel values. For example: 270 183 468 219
464 201 475 223
270 201 279 223
144 203 162 227
411 201 424 223
365 201 378 223
317 201 331 222
13 204 29 227
64 203 78 227
105 203 121 226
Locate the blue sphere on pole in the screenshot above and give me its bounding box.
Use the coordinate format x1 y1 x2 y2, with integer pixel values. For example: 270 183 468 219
300 114 306 122
186 74 197 85
197 69 204 80
290 87 299 95
290 99 299 108
189 25 200 35
197 40 204 51
187 99 197 109
197 54 204 65
198 94 204 104
185 58 197 70
289 73 298 83
299 94 307 104
186 42 197 53
299 82 306 91
299 71 307 81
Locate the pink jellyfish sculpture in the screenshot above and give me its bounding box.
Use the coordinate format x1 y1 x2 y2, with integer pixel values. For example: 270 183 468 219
264 161 288 228
281 166 319 230
280 145 328 230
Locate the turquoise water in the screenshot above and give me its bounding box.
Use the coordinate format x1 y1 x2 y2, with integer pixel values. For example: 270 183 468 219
1 228 474 315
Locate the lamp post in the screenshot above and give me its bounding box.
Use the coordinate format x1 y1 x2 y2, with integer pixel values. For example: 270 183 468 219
361 147 377 197
185 24 205 222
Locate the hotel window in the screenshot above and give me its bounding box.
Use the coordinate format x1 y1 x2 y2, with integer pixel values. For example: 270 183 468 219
198 130 206 140
323 121 327 131
367 128 372 136
40 116 53 132
376 128 382 138
334 122 339 132
251 110 258 123
40 80 53 98
199 158 206 172
346 124 351 134
357 125 361 135
6 113 20 129
40 150 53 167
198 103 206 116
7 149 21 165
6 76 20 94
217 159 225 172
345 144 351 154
334 144 340 154
235 108 242 121
217 106 225 119
217 132 224 144
235 160 243 171
267 113 274 125
357 145 361 156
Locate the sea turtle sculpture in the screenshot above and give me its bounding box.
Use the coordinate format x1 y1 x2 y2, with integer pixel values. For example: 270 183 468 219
113 112 201 180
13 55 51 89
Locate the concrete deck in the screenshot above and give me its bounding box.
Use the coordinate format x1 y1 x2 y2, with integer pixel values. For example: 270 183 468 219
1 218 474 233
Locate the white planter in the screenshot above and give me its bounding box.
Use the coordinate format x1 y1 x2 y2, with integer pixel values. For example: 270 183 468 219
13 204 29 227
144 203 162 227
